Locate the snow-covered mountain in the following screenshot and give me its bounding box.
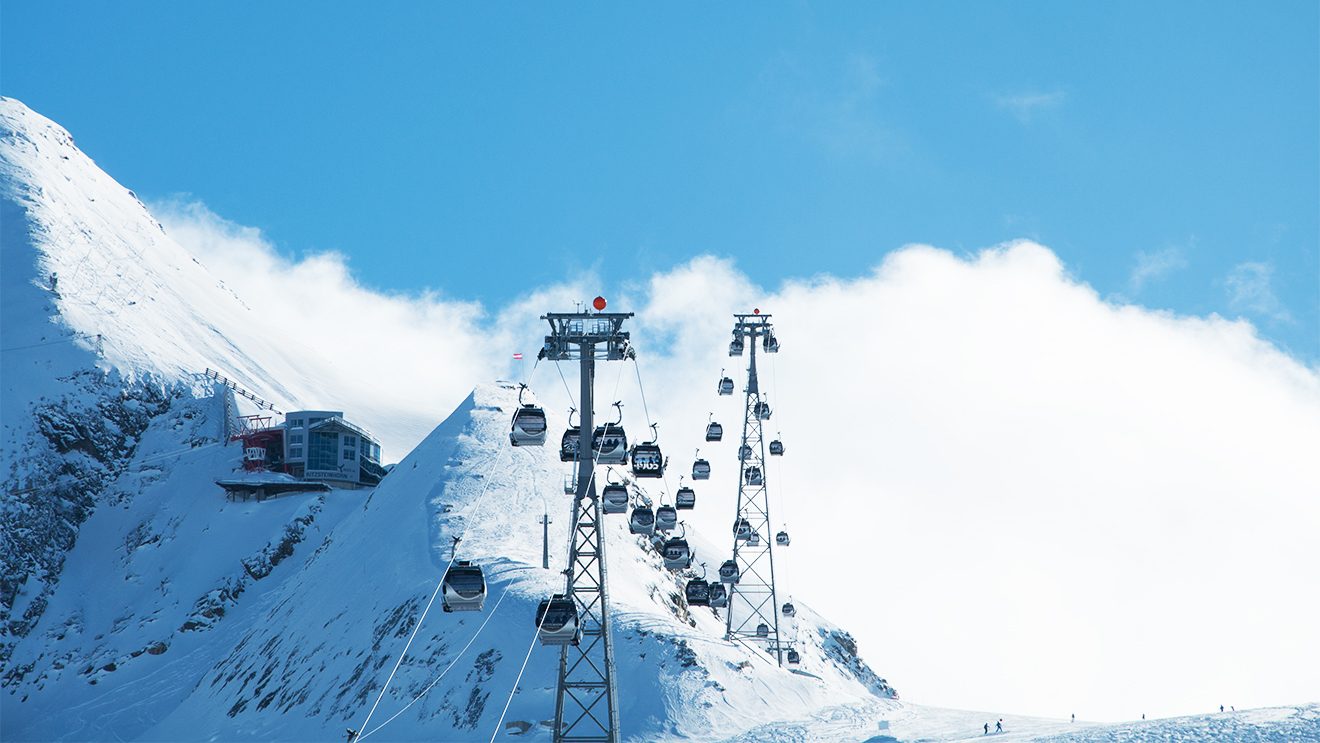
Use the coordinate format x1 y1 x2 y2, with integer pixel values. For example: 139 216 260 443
0 96 894 741
5 96 1314 742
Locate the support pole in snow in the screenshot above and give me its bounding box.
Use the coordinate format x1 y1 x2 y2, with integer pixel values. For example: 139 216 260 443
539 302 632 743
540 512 552 570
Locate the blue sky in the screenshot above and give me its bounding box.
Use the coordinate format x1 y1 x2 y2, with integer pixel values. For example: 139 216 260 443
3 1 1316 357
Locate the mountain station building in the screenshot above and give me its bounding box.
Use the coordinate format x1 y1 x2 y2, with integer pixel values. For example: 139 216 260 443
227 408 386 492
282 410 386 487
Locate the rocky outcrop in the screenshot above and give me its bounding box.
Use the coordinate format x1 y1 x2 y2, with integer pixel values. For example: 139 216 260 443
0 374 217 678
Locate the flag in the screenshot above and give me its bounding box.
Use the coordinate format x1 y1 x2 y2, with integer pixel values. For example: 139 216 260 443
513 353 524 360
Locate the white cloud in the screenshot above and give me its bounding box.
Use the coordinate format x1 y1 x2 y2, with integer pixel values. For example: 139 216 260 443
1128 246 1189 292
994 90 1067 123
1225 260 1291 322
154 204 1320 722
150 199 519 457
609 242 1320 722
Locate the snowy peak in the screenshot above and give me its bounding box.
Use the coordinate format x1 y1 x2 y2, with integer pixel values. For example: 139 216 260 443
0 96 301 400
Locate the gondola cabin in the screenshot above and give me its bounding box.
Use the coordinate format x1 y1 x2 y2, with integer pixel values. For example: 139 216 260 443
781 602 796 617
738 445 752 461
441 561 486 612
592 424 628 465
675 486 696 510
560 427 580 462
775 530 790 547
509 405 547 446
685 578 710 606
536 594 580 646
733 518 753 541
769 439 784 456
729 337 745 356
763 334 780 353
692 458 711 480
629 506 655 535
602 484 629 514
662 538 692 570
630 443 664 478
655 505 678 532
708 583 728 607
756 623 769 638
744 466 763 486
787 648 800 665
718 376 735 395
746 532 761 547
705 421 723 442
755 401 772 420
719 559 740 583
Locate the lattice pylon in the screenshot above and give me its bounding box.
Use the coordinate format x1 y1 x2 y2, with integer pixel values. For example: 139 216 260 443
724 315 783 665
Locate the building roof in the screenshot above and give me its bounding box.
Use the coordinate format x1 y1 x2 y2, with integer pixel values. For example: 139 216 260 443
307 415 379 445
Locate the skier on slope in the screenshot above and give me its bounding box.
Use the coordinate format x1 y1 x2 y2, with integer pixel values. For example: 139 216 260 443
984 722 990 735
996 719 1004 733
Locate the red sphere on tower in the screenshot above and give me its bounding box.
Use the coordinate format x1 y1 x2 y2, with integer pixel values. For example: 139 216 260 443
753 308 760 315
593 296 607 311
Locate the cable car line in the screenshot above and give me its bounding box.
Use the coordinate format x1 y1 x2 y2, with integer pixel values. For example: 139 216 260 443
766 350 793 642
357 581 515 741
488 595 556 743
553 359 578 410
629 355 674 502
356 375 547 740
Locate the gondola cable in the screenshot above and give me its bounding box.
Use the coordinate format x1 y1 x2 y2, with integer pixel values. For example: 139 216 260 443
355 367 548 739
487 593 554 743
356 581 515 741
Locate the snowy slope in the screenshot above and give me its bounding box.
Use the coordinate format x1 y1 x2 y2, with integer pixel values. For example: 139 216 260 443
1 94 451 676
1 95 321 675
859 702 1320 742
3 382 894 742
148 384 894 742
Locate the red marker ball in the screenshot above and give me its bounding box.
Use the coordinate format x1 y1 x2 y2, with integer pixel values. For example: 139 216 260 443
753 308 760 314
593 296 607 311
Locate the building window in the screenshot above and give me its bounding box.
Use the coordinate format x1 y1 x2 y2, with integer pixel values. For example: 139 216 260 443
308 432 338 471
343 448 357 461
308 416 325 426
290 433 303 444
289 446 303 459
359 441 380 461
290 417 304 428
344 435 357 447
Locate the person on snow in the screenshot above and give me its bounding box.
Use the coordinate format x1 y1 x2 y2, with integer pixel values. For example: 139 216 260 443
984 722 990 735
996 719 1004 733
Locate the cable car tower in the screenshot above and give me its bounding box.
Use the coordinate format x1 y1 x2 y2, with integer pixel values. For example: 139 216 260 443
724 311 786 664
538 298 633 743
